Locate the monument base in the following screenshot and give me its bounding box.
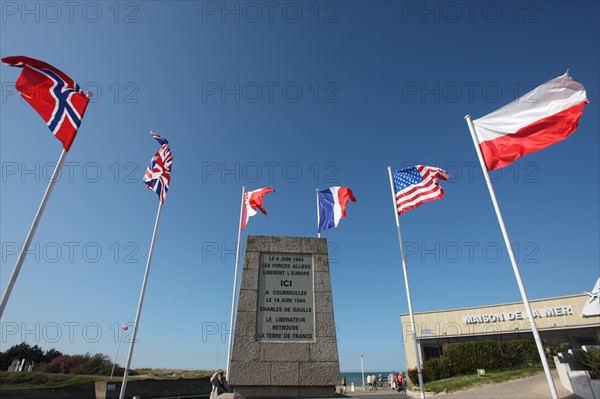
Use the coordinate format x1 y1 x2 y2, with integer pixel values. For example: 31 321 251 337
228 236 340 399
233 386 336 398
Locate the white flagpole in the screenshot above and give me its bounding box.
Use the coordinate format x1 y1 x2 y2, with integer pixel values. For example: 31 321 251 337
465 115 559 399
316 188 321 238
0 148 68 319
387 166 426 399
119 202 163 399
110 326 125 381
226 186 246 378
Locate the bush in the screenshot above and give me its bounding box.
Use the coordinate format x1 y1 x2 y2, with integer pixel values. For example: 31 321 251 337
443 340 542 376
406 358 451 384
36 353 117 375
407 368 418 385
422 358 451 382
407 340 569 384
582 348 600 379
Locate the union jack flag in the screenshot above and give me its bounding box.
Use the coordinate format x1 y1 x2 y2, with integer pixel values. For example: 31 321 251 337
392 165 448 215
143 131 173 204
2 56 90 151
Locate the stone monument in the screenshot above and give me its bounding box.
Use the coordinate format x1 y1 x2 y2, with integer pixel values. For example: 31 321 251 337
228 236 340 398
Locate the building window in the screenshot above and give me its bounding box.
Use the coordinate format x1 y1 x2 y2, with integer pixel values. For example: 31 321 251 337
423 346 442 360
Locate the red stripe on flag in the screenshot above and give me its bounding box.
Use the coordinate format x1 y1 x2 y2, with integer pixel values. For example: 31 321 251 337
480 102 586 170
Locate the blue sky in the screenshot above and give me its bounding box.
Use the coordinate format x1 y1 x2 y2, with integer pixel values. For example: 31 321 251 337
1 1 598 373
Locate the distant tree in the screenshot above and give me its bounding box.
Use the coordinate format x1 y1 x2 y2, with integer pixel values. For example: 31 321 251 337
36 352 115 375
43 348 63 363
0 342 45 370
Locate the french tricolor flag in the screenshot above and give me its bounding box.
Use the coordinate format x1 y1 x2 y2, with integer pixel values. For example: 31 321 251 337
317 187 356 233
473 72 588 170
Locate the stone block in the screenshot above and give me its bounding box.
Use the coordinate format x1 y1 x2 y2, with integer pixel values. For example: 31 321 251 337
298 362 339 385
310 339 339 362
314 291 334 313
261 343 310 362
270 361 299 385
245 236 271 253
271 386 300 397
229 361 270 385
237 289 257 312
298 386 337 397
234 311 257 337
231 335 261 362
315 312 337 338
314 271 331 292
243 251 260 270
313 254 330 272
233 386 271 398
240 272 258 291
271 236 302 253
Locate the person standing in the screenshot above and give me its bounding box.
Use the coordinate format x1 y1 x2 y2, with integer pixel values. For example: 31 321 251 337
210 369 229 398
390 371 397 391
397 372 404 392
341 375 347 394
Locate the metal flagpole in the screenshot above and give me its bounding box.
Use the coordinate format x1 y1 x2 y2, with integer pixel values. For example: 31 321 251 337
226 186 246 378
0 149 68 319
359 354 365 391
110 325 125 381
387 166 426 399
465 115 559 399
119 202 163 399
316 188 321 238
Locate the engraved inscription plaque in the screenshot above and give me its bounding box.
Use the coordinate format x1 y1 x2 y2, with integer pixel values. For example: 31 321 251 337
256 252 315 342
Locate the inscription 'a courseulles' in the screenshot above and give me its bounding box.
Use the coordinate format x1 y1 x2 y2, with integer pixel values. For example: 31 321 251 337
257 252 315 342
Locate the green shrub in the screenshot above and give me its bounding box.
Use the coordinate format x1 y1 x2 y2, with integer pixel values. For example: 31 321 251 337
422 358 451 382
407 368 418 384
582 348 600 379
409 340 569 384
443 340 543 377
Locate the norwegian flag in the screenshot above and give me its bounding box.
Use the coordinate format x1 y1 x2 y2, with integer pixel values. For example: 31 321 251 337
143 131 172 204
2 56 90 151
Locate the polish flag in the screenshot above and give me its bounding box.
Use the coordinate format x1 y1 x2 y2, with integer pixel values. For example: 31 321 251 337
318 187 356 233
473 72 587 170
242 187 275 230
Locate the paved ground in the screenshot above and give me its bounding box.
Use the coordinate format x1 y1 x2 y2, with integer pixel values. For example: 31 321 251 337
339 371 580 399
219 372 581 399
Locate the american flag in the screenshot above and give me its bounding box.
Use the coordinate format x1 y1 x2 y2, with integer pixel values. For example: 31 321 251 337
392 165 448 215
143 131 172 204
2 56 90 151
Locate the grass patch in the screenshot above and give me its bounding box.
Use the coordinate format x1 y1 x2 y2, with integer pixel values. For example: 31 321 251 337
0 371 106 389
0 369 213 390
420 367 544 393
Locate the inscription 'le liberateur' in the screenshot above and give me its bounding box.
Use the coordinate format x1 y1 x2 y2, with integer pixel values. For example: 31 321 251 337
257 253 315 342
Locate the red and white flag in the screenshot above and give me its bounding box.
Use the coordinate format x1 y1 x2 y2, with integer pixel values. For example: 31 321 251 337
473 72 587 170
242 187 275 230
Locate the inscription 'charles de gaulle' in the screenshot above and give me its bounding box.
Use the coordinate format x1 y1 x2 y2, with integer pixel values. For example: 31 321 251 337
257 252 315 342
